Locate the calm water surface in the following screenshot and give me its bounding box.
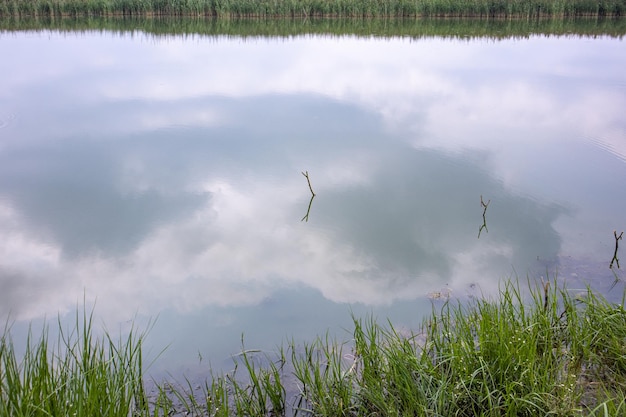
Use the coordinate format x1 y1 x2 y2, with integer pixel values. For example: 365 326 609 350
0 27 625 376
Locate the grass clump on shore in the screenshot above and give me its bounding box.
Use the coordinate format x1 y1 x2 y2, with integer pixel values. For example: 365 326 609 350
170 279 626 416
0 310 149 417
0 0 624 18
2 278 626 416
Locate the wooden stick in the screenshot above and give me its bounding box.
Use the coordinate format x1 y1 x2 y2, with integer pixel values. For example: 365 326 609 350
478 195 490 238
610 230 623 269
302 171 316 197
301 194 315 222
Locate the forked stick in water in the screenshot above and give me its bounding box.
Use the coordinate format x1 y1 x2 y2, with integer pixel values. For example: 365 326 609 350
610 230 623 269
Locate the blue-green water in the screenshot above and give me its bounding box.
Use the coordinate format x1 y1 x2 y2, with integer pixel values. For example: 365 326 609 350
0 26 625 377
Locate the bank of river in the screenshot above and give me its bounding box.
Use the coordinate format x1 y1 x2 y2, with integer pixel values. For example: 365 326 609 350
2 279 626 416
1 15 626 38
1 0 625 19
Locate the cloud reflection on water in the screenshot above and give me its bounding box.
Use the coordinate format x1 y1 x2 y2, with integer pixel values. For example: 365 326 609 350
0 32 624 326
0 94 564 322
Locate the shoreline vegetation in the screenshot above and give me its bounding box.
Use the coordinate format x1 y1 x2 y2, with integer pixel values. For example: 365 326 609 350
0 0 625 19
2 279 625 416
1 15 625 39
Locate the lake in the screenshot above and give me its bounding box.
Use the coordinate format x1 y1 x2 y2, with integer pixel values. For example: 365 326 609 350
0 18 625 379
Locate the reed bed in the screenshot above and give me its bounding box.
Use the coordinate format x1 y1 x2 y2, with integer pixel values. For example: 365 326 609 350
0 0 624 18
161 279 626 416
0 310 149 417
1 14 625 38
2 278 626 416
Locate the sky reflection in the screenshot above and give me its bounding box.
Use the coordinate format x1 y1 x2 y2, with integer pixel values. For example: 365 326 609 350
0 31 625 347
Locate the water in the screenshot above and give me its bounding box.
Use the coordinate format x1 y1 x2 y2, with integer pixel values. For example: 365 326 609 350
0 23 625 378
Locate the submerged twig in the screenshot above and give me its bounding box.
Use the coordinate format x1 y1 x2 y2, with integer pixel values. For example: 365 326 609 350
609 269 621 291
302 171 316 197
478 195 490 238
301 171 316 222
542 278 550 311
610 230 623 269
301 194 315 222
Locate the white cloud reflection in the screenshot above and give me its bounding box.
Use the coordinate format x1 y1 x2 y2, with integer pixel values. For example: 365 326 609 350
0 31 625 324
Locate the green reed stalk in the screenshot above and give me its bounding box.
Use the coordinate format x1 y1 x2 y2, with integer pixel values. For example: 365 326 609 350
230 346 286 416
291 333 356 416
0 309 149 417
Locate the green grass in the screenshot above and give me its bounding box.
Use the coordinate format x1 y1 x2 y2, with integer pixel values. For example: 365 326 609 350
158 278 626 416
0 0 624 18
0 309 149 417
2 15 625 41
2 278 626 416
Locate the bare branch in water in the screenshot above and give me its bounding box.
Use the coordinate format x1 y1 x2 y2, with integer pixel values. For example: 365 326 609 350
478 195 490 238
301 194 315 222
302 171 316 197
301 171 316 222
610 230 623 269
